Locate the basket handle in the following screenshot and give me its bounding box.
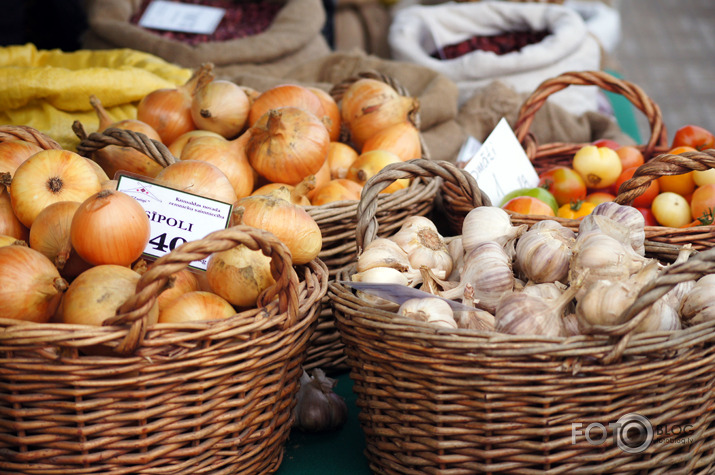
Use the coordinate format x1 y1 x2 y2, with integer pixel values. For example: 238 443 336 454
512 70 668 161
106 225 300 355
356 158 490 251
0 124 63 150
615 148 715 205
72 121 178 168
582 245 715 364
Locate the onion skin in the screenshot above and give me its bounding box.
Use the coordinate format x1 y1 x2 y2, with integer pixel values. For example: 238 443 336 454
326 142 358 180
0 184 29 240
70 190 151 267
308 86 341 142
361 121 422 161
168 129 223 158
155 159 238 204
29 200 80 270
206 244 275 308
9 149 102 228
0 140 43 175
346 150 409 193
247 84 324 127
310 179 363 206
61 264 158 326
0 244 68 323
157 269 200 312
158 290 236 323
190 79 250 138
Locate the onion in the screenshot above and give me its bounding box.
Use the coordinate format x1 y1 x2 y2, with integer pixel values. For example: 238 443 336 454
190 79 250 138
0 244 68 323
251 175 316 206
179 132 254 200
155 160 238 204
61 264 158 326
310 178 363 206
157 269 201 312
326 142 358 179
247 84 324 127
70 190 151 267
346 150 408 193
90 94 164 179
29 200 80 270
206 244 276 308
340 78 419 149
361 121 422 161
8 149 102 228
247 107 330 186
158 290 236 323
168 129 223 157
137 63 214 145
0 140 43 175
237 189 322 265
310 156 331 201
0 184 28 240
308 86 341 142
0 234 26 247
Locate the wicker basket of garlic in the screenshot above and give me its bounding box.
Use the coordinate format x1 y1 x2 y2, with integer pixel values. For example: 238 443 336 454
329 158 715 475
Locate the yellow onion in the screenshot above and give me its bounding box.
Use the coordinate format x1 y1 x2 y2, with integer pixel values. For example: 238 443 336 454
167 129 223 157
247 83 324 127
137 63 214 145
340 78 419 148
0 140 43 175
90 94 164 179
310 178 363 206
0 234 25 247
158 290 236 323
247 107 330 186
70 190 151 267
206 244 276 308
308 86 342 142
0 183 28 240
8 149 102 228
346 150 408 193
29 200 80 270
0 244 68 323
361 121 422 161
157 269 201 312
326 141 358 179
237 188 322 265
179 131 254 200
190 79 250 138
61 264 158 326
251 174 316 206
155 159 238 204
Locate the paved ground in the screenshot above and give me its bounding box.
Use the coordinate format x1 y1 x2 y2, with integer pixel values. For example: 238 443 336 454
612 0 715 145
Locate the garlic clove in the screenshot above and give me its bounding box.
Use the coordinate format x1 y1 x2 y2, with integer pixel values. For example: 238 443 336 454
454 308 495 331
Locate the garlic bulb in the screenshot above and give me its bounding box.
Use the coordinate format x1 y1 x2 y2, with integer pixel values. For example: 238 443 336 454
515 220 575 283
390 216 453 280
454 308 495 331
580 202 646 255
633 299 682 334
679 275 715 324
446 236 465 282
398 297 457 329
521 281 568 301
441 241 514 313
293 368 348 433
562 313 581 337
461 206 527 258
351 266 410 305
357 238 411 273
495 283 579 337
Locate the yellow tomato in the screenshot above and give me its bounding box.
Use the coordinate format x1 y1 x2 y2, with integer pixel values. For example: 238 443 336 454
557 200 596 219
651 192 692 227
693 168 715 186
572 145 623 189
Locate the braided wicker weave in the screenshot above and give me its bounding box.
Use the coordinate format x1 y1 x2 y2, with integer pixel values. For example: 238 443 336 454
330 164 715 473
0 225 328 474
0 124 63 150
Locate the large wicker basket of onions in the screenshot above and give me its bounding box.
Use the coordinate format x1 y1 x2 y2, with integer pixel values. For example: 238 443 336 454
329 157 715 474
0 222 328 474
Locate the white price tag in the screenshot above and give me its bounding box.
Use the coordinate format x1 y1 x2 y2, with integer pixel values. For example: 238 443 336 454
138 0 226 35
462 117 539 206
116 174 233 270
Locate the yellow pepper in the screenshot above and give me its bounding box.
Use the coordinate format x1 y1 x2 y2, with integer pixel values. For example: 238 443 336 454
557 200 597 220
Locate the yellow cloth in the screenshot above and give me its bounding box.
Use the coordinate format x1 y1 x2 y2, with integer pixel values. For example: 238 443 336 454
0 44 192 150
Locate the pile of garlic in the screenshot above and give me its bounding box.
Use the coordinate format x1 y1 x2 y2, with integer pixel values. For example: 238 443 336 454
353 203 715 337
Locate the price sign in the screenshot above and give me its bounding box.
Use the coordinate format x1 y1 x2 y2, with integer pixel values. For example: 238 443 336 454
138 0 226 35
116 174 233 270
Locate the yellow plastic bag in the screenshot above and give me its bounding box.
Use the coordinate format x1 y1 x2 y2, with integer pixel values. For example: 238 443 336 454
0 44 192 150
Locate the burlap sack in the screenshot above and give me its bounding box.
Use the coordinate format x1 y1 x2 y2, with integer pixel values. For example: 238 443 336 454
82 0 332 77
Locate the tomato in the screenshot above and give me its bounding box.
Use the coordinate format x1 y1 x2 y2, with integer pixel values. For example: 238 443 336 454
585 191 616 205
502 196 555 217
615 145 644 170
537 166 587 207
651 192 692 227
636 207 658 226
592 138 620 150
671 124 715 151
572 145 622 189
657 171 695 197
669 145 697 155
690 183 715 223
499 187 559 214
615 166 659 208
557 200 596 219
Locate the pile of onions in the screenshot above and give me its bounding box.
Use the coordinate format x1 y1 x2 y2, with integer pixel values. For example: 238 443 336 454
30 200 79 270
308 86 341 142
7 149 102 228
0 140 43 175
155 159 238 204
90 95 164 179
157 269 201 312
168 129 223 157
70 190 151 267
158 290 236 323
247 107 329 186
206 244 276 308
346 150 408 193
0 184 28 240
247 84 324 127
326 142 358 180
0 244 68 323
137 63 215 145
251 174 316 206
340 78 419 149
190 79 250 139
310 178 363 206
361 121 422 162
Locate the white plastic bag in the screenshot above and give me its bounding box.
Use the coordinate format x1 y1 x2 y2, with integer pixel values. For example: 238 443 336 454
389 1 602 116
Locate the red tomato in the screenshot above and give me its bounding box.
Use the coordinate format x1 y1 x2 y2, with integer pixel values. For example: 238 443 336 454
592 138 620 150
690 183 715 223
615 166 660 208
636 207 658 226
502 196 555 217
585 191 616 205
671 124 715 151
615 146 645 170
538 166 587 207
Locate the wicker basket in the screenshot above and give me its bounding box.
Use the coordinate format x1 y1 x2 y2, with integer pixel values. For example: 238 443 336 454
0 124 63 150
440 69 670 234
330 169 715 473
0 225 328 474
